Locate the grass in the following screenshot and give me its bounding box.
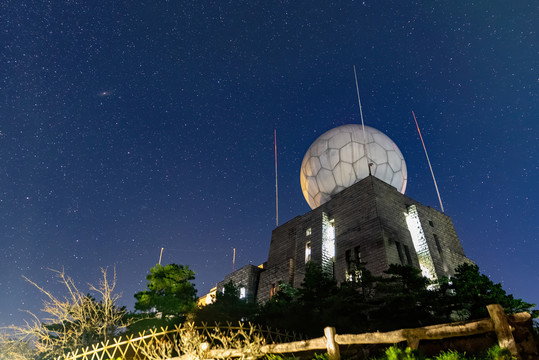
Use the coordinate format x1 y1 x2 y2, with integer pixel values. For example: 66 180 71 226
368 345 516 360
263 345 516 360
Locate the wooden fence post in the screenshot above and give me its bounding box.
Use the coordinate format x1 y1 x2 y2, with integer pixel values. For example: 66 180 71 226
486 304 520 360
324 327 340 360
406 337 420 350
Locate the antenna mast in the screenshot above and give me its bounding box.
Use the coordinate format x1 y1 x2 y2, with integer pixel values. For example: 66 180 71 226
411 110 445 213
274 129 279 227
353 65 372 175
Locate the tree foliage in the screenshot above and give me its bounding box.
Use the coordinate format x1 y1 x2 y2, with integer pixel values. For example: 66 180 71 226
194 282 258 323
254 262 537 336
449 264 537 319
257 262 343 336
134 263 197 319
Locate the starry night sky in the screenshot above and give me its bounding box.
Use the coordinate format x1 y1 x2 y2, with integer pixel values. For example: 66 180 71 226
1 1 537 327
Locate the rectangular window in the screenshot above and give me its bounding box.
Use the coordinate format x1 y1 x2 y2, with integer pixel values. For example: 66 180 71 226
346 247 362 282
322 214 336 276
395 241 405 265
239 287 246 299
345 249 355 282
305 241 311 263
270 283 276 297
404 245 413 265
405 205 438 281
434 234 443 259
288 258 295 285
354 246 361 264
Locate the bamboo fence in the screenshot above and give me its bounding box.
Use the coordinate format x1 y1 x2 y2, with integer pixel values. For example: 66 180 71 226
57 322 304 360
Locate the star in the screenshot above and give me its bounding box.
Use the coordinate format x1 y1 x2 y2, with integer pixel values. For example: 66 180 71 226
97 90 113 97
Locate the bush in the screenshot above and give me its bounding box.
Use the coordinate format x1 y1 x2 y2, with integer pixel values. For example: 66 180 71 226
368 346 423 360
369 345 517 360
483 345 516 360
433 350 466 360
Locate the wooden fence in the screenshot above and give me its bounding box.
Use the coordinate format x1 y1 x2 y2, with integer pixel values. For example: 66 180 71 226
169 305 532 360
60 304 533 360
253 305 530 360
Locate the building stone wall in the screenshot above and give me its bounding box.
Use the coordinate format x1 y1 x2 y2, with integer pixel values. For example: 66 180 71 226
256 176 473 304
216 264 263 303
370 177 473 278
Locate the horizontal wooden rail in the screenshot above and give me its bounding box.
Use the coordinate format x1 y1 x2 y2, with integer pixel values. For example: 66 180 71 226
336 318 495 345
261 337 327 353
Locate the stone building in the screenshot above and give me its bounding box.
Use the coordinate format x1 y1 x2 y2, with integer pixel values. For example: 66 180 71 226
256 175 473 303
216 264 264 303
210 124 473 305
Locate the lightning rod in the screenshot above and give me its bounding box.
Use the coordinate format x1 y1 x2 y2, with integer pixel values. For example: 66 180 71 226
274 129 279 227
411 110 445 213
353 65 372 175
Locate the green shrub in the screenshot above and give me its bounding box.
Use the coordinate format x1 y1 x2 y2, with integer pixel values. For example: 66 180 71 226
433 350 467 360
381 346 422 360
313 353 329 360
370 344 518 360
265 354 297 360
265 353 328 360
483 345 516 360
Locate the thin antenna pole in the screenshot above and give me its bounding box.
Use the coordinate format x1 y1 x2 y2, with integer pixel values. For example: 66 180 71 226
411 110 445 213
274 129 279 227
232 248 236 272
158 247 164 265
353 65 372 175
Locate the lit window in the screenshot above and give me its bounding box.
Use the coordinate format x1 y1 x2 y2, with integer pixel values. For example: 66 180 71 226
239 287 246 299
305 241 311 263
322 214 335 276
270 283 276 297
306 228 312 236
346 247 363 283
405 205 437 281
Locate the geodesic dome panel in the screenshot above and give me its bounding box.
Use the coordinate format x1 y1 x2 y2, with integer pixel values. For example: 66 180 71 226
300 124 407 209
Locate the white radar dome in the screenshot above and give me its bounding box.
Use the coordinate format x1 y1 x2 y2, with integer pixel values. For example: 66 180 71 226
300 124 407 209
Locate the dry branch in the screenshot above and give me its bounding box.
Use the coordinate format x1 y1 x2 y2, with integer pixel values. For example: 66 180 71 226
7 267 128 358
